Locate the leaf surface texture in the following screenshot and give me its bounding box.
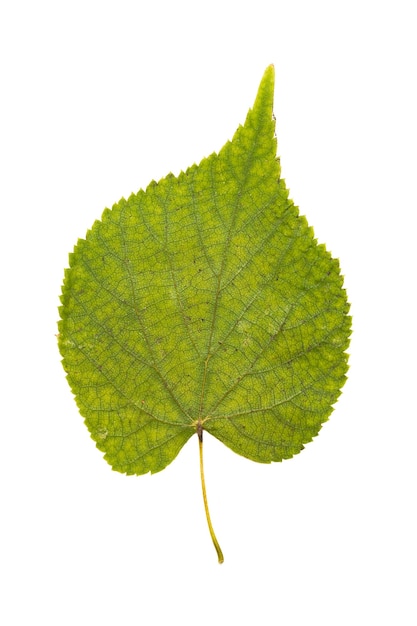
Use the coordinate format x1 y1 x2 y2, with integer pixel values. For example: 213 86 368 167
59 66 350 475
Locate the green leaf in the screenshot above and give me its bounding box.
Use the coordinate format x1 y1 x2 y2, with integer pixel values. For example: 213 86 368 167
58 66 351 562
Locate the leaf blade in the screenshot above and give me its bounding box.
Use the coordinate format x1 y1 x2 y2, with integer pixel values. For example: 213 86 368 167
58 65 350 476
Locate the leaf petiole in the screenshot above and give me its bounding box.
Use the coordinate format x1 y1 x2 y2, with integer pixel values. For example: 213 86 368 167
198 426 224 564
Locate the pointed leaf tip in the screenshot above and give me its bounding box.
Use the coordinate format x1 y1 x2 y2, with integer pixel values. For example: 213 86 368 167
237 65 276 154
253 65 275 113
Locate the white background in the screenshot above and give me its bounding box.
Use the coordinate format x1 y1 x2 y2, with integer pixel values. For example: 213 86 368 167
1 1 416 624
